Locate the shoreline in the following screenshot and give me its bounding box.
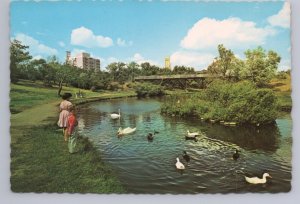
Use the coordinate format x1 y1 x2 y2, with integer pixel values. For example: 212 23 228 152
10 91 137 193
10 84 291 193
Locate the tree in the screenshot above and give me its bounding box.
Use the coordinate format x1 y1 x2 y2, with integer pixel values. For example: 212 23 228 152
29 58 47 81
106 62 127 82
10 40 32 83
140 62 159 76
207 44 246 80
127 62 141 82
172 65 196 75
244 47 281 87
55 64 74 96
207 44 235 77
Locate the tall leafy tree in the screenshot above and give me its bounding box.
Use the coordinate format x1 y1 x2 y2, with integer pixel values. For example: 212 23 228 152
127 62 141 82
10 40 32 83
140 62 159 76
207 44 236 77
244 46 281 87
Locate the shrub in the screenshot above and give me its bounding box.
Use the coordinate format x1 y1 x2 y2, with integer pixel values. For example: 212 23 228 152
135 83 165 98
107 81 122 91
161 80 279 125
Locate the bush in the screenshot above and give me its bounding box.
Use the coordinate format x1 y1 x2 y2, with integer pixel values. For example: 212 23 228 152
135 83 165 98
107 81 122 91
161 80 279 125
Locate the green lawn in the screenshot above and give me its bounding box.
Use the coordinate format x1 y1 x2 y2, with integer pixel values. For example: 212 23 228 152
270 75 292 111
10 80 136 114
11 123 125 193
10 80 132 193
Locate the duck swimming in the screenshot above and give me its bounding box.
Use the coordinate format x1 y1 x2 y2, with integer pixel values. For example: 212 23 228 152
182 151 190 162
111 109 121 119
154 130 160 134
147 133 154 141
175 157 185 170
117 127 136 136
245 173 272 184
187 130 200 137
233 149 240 160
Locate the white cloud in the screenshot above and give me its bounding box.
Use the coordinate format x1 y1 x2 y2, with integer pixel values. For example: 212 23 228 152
58 41 65 47
71 26 113 48
129 53 159 66
117 38 133 47
133 53 144 62
170 51 215 70
268 2 290 28
278 59 291 71
71 48 86 56
32 55 43 60
98 57 119 69
107 57 119 64
181 17 276 50
15 33 58 56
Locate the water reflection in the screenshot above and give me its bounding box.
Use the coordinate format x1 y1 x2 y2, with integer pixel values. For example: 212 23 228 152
203 123 280 152
77 97 292 193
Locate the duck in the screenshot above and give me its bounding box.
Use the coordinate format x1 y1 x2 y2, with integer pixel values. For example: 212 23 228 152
233 149 240 160
245 173 272 184
147 133 154 141
117 127 136 136
154 130 160 134
111 109 121 119
187 130 200 137
182 151 190 162
175 157 185 170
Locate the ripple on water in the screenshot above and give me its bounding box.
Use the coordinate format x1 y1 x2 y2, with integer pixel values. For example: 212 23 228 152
77 98 292 193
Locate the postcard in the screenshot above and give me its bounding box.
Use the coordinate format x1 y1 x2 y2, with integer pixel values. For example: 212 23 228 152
10 0 291 194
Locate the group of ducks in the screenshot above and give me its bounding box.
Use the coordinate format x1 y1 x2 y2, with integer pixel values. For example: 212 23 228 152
111 109 272 185
176 148 272 184
110 109 137 136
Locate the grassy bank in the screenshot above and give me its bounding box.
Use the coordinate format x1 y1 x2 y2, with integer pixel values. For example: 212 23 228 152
10 80 136 193
11 123 125 193
10 80 135 114
270 75 292 111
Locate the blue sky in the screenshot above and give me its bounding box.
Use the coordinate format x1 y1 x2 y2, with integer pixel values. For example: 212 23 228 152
10 0 290 71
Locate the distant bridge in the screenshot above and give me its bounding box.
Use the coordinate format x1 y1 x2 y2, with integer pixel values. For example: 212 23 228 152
134 74 222 89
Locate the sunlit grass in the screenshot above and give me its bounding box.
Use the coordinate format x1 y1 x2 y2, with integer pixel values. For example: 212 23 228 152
11 124 125 193
270 75 292 111
10 80 131 193
10 80 136 114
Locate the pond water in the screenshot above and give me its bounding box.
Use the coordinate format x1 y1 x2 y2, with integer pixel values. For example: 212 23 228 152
77 97 292 194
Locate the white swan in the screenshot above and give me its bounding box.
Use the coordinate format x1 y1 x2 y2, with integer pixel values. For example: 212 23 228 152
245 173 272 184
117 127 136 136
111 109 121 119
175 157 185 170
187 130 200 137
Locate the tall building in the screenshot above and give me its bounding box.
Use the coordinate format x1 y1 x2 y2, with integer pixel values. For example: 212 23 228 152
66 51 100 71
165 57 171 69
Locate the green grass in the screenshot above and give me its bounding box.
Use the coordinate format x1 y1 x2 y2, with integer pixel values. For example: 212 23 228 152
10 80 132 193
10 80 136 114
10 82 58 114
11 123 125 193
270 75 292 111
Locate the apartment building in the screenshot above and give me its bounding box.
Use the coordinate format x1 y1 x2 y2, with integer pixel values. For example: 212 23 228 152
66 51 100 71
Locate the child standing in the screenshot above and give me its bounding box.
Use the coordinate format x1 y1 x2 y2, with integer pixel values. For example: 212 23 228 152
67 106 78 153
57 92 73 142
